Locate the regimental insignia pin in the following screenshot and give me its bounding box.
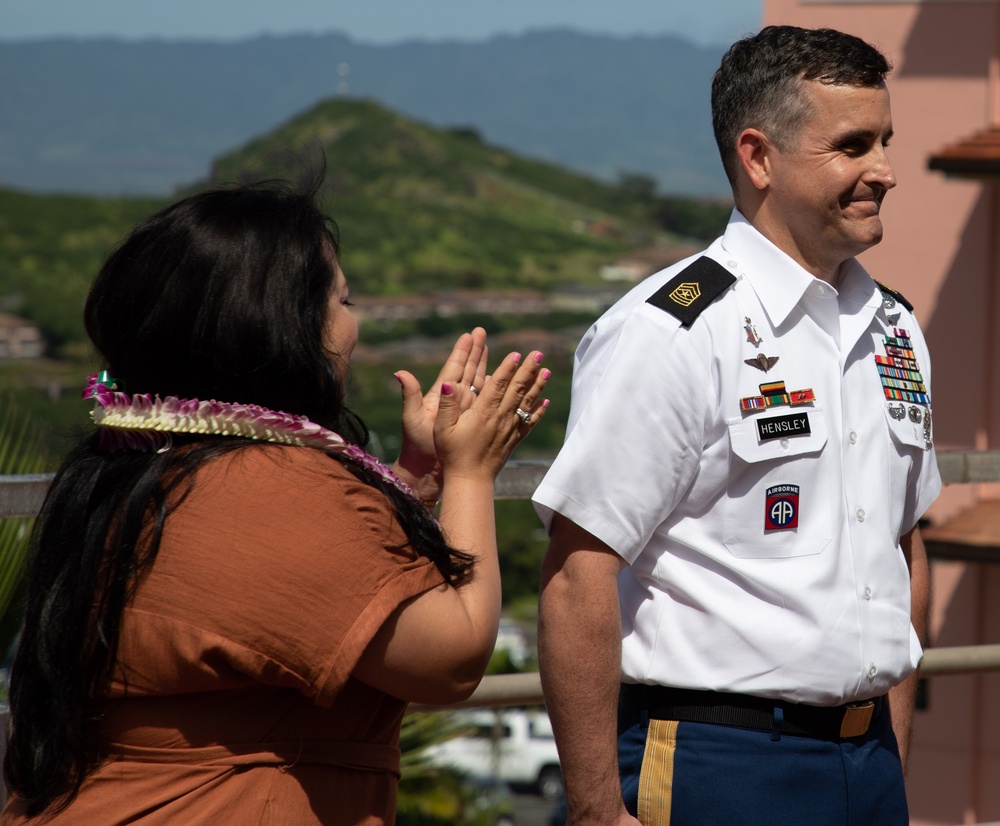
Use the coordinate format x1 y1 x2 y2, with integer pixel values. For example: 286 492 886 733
886 312 901 326
887 403 906 420
882 293 897 310
744 316 763 347
765 484 800 531
908 405 923 423
668 282 702 308
745 353 779 373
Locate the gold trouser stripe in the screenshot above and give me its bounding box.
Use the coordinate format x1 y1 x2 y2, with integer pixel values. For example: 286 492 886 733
637 718 678 826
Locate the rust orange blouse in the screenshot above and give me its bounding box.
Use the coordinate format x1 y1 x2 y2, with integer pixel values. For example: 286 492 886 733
2 445 445 825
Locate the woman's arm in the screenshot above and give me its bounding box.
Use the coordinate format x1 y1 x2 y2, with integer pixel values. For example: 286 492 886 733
354 349 550 704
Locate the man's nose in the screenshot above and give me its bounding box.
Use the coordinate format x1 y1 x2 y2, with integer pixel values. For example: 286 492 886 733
867 147 897 191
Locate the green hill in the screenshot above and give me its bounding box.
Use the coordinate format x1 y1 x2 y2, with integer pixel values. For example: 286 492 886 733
0 97 725 356
207 97 665 296
0 189 165 354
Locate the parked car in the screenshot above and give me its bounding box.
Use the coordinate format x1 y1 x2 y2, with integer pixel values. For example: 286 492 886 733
463 775 516 826
547 793 567 826
425 709 563 800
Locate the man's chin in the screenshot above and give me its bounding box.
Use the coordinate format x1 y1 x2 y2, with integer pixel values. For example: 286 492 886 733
846 215 885 249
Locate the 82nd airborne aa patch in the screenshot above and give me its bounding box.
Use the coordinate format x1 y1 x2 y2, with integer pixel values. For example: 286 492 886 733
765 484 800 531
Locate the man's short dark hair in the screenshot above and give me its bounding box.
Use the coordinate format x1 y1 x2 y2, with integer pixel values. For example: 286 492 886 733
712 26 892 190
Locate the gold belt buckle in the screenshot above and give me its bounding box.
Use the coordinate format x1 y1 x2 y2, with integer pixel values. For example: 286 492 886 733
839 700 875 738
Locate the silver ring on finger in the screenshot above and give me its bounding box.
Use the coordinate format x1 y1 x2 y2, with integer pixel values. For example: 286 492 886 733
515 407 532 425
470 385 479 395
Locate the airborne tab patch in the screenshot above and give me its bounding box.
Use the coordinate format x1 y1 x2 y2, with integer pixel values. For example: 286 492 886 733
646 257 736 327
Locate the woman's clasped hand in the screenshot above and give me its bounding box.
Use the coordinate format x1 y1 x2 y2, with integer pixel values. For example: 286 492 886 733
393 327 550 499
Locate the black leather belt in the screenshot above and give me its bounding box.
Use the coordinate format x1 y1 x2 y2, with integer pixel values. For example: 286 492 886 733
619 684 885 740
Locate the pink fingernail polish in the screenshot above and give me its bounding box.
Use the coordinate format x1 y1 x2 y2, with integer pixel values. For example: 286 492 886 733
542 398 551 408
534 352 544 364
542 369 551 380
441 383 453 395
512 353 521 364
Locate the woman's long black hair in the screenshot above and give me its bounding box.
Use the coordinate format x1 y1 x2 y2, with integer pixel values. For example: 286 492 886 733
4 182 472 815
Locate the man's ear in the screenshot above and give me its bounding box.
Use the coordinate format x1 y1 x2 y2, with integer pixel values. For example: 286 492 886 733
736 128 772 192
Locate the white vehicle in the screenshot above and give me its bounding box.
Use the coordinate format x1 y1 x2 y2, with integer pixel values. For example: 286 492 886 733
426 708 563 800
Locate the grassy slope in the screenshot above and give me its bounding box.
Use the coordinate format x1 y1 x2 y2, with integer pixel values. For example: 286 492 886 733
208 98 663 294
0 189 165 353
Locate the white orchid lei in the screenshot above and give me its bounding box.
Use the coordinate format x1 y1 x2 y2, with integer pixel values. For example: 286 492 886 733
83 371 415 496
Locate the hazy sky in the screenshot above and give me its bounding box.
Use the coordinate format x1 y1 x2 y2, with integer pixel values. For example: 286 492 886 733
0 0 762 46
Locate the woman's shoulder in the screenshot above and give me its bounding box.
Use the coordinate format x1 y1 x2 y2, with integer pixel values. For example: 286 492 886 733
202 443 355 484
190 443 395 523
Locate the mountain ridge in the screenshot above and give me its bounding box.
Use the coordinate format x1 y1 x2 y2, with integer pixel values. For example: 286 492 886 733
0 29 730 197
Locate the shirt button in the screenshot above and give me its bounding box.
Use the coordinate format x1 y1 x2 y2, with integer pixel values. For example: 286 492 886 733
726 260 738 269
849 431 858 445
868 663 878 679
856 508 866 522
780 438 789 449
864 586 872 600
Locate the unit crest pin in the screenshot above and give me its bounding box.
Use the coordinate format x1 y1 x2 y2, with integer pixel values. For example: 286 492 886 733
744 317 763 347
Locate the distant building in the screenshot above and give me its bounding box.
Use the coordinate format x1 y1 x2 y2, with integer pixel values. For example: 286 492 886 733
600 246 701 282
549 284 629 315
351 289 550 323
0 314 44 359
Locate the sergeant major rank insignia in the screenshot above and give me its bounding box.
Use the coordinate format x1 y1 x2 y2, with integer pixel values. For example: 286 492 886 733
669 282 701 307
646 257 736 327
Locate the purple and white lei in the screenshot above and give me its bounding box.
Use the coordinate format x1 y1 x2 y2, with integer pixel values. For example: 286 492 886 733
82 372 415 497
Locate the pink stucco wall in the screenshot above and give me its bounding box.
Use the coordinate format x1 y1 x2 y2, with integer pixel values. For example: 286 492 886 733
758 5 1000 823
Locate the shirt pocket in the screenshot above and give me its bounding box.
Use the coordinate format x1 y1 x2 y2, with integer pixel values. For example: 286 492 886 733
722 410 832 559
883 402 929 452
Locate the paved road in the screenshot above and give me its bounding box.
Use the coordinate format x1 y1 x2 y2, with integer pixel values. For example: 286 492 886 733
512 791 558 826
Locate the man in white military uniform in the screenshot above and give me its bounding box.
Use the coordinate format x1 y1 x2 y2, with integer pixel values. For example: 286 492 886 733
535 26 939 826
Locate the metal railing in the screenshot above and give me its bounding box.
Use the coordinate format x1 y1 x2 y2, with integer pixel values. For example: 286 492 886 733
4 448 1000 712
450 449 1000 710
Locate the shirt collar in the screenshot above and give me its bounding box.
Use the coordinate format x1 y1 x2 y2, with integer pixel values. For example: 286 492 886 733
718 209 883 327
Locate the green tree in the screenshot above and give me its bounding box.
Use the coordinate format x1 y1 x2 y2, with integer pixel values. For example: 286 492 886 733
0 398 49 669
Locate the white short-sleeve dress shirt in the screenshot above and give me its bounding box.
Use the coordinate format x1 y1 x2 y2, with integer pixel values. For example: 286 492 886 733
533 211 941 706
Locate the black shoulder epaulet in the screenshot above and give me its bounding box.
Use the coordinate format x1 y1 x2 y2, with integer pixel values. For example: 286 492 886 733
874 280 913 312
646 256 736 327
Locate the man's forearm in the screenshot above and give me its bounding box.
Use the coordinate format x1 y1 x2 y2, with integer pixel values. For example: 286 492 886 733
539 544 632 824
892 525 931 771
